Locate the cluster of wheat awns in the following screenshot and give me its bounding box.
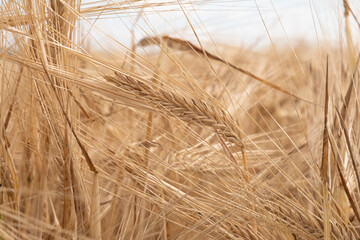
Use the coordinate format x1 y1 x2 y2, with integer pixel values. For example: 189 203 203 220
1 0 360 239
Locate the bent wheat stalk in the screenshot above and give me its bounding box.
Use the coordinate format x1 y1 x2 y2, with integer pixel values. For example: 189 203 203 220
139 35 312 104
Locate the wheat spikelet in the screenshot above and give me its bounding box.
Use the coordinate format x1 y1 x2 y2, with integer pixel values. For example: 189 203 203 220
105 74 244 150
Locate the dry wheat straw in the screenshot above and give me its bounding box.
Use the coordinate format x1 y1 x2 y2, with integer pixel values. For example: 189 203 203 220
320 57 330 240
2 0 360 239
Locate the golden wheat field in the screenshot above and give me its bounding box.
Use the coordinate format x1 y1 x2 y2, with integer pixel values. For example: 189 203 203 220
1 0 360 239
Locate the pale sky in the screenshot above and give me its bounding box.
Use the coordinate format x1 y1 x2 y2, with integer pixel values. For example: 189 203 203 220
80 0 359 51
